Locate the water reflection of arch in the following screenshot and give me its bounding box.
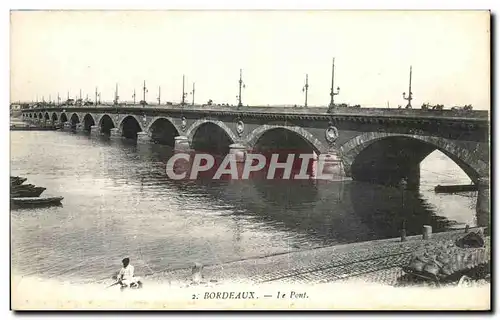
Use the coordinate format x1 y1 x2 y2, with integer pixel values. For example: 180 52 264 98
125 143 335 240
100 142 460 246
348 181 456 239
165 172 373 245
125 143 366 244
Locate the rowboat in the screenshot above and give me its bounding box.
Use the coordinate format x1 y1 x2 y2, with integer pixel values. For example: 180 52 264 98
10 176 27 186
10 186 46 198
11 183 37 190
435 184 477 193
11 196 64 208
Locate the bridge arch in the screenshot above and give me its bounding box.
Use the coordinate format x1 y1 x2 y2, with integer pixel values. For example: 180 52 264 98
339 132 488 185
82 114 96 132
186 119 238 143
69 113 80 130
60 112 68 123
119 115 143 139
51 112 58 123
186 119 237 154
245 124 326 154
98 114 116 136
146 117 180 146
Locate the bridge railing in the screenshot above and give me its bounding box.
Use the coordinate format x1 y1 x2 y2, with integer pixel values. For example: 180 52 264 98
22 103 489 120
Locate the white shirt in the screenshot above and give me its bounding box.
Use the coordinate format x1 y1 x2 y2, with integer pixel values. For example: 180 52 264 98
119 264 135 280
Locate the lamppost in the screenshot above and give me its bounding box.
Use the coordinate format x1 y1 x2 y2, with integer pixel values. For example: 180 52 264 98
114 83 119 105
142 80 148 107
181 75 187 106
302 74 309 108
236 69 246 108
157 86 161 105
328 57 340 113
190 82 195 106
402 66 413 109
95 87 98 106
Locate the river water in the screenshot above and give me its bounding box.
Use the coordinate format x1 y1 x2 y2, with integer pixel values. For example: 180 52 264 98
10 129 479 283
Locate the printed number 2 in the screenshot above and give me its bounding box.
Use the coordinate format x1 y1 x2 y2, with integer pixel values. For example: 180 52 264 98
192 294 196 300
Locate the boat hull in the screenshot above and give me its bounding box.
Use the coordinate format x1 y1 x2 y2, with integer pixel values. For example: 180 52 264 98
11 196 64 208
10 186 46 198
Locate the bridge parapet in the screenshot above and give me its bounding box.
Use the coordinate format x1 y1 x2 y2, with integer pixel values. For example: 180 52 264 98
22 105 489 123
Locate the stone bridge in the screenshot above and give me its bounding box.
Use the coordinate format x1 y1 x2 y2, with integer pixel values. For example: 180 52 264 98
21 104 490 217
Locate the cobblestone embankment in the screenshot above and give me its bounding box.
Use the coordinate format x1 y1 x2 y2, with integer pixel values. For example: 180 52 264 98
143 227 489 286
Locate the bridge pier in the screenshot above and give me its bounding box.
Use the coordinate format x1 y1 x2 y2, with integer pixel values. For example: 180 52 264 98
90 125 100 137
62 121 71 131
476 177 490 228
174 136 191 152
313 150 345 180
109 128 122 140
229 143 247 163
137 131 151 144
76 123 85 133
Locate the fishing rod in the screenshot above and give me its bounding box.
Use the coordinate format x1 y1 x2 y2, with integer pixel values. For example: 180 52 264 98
105 281 121 289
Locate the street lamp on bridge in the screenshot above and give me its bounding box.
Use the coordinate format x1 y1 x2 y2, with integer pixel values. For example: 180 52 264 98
328 57 340 113
236 69 246 108
114 83 120 105
141 80 148 106
190 82 195 106
402 65 413 109
157 86 161 105
302 74 309 108
181 75 187 106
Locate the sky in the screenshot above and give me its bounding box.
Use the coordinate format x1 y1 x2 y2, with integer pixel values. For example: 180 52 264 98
10 10 490 109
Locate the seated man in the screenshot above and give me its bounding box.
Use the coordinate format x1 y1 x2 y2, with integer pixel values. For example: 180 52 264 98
117 257 142 289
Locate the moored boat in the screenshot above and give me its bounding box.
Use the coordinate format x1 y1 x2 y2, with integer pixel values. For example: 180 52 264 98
11 196 64 208
435 184 478 193
10 186 46 198
11 183 36 190
10 176 27 186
